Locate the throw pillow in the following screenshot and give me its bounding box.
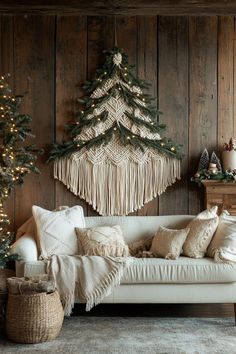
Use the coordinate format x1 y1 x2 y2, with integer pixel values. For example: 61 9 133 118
150 226 190 260
128 236 153 257
75 225 129 257
32 205 85 259
183 207 219 258
207 211 236 262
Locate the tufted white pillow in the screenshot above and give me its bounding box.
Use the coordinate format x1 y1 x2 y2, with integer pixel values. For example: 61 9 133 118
207 211 236 262
32 205 85 259
150 226 190 260
183 206 219 258
75 225 129 257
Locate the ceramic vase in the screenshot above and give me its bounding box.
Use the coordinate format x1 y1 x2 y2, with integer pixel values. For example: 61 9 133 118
222 150 236 171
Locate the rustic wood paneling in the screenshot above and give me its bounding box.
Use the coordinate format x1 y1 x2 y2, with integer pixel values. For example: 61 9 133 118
13 16 55 228
2 1 236 16
158 16 189 215
136 16 159 216
55 16 88 213
188 16 218 215
0 14 235 226
218 16 234 151
0 15 15 229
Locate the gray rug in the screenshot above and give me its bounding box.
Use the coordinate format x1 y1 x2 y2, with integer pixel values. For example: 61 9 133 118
0 317 236 354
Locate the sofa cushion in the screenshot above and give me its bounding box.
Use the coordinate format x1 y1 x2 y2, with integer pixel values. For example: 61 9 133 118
75 225 129 257
150 227 189 259
85 215 194 244
20 257 236 284
121 257 236 284
183 207 219 258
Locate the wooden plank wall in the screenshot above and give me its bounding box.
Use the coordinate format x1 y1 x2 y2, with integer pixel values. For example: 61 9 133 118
0 15 235 229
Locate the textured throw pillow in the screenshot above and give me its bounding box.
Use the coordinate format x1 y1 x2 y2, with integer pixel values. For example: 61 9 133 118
150 226 190 260
75 225 129 257
207 211 236 263
128 236 153 257
183 207 219 258
32 205 85 259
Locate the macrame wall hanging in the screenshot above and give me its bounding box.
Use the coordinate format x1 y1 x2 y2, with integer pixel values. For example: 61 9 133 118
48 47 183 216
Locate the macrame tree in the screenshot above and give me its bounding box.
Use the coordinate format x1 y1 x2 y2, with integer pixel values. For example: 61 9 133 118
49 48 183 215
0 75 42 268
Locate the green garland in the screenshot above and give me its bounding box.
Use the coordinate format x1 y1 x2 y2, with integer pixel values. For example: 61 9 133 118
48 47 183 162
191 169 236 186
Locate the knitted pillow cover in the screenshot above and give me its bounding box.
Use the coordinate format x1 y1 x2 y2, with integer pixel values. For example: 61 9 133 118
150 226 190 260
207 211 236 263
32 205 85 259
183 206 219 258
75 225 129 257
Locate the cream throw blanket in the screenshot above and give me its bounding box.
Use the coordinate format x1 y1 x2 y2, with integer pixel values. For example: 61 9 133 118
47 254 132 316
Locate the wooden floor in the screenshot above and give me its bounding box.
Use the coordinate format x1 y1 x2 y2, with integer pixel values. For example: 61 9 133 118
73 303 234 318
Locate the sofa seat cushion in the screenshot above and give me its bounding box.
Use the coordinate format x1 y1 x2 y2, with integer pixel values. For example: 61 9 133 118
121 257 236 284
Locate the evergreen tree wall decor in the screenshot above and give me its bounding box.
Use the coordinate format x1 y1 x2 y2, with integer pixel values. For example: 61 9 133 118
49 48 183 215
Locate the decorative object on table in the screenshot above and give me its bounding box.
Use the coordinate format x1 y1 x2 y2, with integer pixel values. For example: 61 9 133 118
222 138 236 171
210 151 222 172
208 163 218 174
192 149 232 185
48 48 183 216
6 275 63 343
197 148 209 172
0 74 43 268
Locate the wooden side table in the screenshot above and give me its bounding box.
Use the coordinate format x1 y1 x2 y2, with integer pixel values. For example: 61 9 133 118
0 291 7 332
202 180 236 215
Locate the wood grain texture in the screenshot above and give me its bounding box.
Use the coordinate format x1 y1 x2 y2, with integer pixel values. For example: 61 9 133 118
218 17 234 152
1 1 236 15
13 15 55 228
188 16 217 215
1 14 236 229
136 16 158 216
0 16 15 229
158 16 189 215
55 15 88 213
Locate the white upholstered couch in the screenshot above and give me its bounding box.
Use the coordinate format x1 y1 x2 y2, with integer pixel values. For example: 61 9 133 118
11 215 236 311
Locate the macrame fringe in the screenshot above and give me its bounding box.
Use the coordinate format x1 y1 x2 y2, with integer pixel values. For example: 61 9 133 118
77 258 131 312
54 156 181 216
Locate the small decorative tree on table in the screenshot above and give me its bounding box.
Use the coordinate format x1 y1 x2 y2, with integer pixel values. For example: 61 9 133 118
0 74 42 270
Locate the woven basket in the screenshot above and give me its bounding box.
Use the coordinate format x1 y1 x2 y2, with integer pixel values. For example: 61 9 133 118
6 290 64 343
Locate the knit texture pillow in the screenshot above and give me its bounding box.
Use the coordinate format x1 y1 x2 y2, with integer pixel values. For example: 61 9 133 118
183 207 219 258
32 205 85 259
207 211 236 263
150 226 190 260
75 225 129 257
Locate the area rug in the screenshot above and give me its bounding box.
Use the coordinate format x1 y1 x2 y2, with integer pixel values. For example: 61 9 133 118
0 317 235 354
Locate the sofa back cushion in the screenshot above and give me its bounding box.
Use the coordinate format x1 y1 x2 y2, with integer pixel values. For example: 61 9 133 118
84 215 194 244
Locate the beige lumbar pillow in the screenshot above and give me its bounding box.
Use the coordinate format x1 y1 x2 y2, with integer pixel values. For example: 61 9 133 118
75 225 129 257
150 226 190 260
207 211 236 263
32 205 85 259
183 206 219 258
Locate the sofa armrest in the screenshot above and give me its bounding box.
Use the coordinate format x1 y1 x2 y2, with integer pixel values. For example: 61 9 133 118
11 234 38 262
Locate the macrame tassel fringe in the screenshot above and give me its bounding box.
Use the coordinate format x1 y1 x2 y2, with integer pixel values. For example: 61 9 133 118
54 156 181 216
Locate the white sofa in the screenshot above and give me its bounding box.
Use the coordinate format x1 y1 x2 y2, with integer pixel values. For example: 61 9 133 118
11 215 236 316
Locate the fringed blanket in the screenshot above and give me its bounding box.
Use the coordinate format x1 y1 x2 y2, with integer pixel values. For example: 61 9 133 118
47 254 132 316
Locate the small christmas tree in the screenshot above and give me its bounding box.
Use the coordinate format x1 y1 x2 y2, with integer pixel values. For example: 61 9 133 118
0 74 42 268
49 48 183 215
